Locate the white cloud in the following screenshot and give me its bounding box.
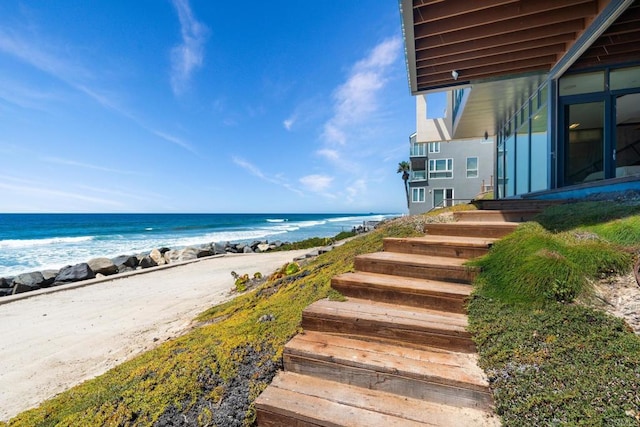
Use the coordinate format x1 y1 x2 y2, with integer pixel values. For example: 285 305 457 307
170 0 208 96
316 149 340 161
299 174 334 193
42 157 146 176
232 156 304 196
322 37 401 145
0 175 123 208
283 117 295 131
346 179 366 202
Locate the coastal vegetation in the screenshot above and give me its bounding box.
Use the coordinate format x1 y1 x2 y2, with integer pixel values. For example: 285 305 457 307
3 200 640 426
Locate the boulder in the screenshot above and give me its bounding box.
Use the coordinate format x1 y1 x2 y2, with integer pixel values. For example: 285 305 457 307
179 247 199 261
196 248 213 258
87 257 118 276
117 265 135 274
112 255 138 269
41 270 59 287
0 277 14 288
0 288 13 297
150 249 166 266
273 241 283 248
13 272 45 288
256 243 270 253
158 247 171 255
55 263 95 283
243 246 254 253
139 256 157 269
164 250 181 264
213 242 227 255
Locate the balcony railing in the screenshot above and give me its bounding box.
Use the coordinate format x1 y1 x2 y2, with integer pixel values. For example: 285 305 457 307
411 170 427 181
410 143 426 157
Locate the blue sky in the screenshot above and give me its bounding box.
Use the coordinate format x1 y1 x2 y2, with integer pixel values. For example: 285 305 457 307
0 1 415 213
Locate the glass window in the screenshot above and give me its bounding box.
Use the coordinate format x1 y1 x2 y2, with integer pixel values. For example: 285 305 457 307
428 142 440 153
466 157 478 178
412 187 425 203
411 170 427 181
531 105 548 192
559 71 605 96
610 66 640 91
433 188 454 208
429 158 453 179
565 101 604 185
411 143 426 157
615 93 640 176
516 121 530 195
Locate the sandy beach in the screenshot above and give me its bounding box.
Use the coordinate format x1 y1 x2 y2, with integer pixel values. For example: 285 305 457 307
0 250 311 422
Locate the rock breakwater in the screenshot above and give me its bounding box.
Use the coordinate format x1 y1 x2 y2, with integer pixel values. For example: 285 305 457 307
0 240 289 298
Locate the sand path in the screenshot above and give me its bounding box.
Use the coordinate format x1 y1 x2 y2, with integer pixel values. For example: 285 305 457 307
0 250 311 421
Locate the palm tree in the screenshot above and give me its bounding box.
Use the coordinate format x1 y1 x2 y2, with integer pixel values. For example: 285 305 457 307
397 161 411 209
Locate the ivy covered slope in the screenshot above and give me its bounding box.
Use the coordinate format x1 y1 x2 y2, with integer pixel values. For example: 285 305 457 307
2 220 422 427
468 201 640 426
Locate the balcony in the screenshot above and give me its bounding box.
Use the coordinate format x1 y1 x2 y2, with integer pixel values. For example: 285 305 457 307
411 170 427 182
410 143 426 157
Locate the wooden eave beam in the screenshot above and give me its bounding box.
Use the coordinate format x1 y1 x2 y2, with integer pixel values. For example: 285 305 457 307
413 0 518 24
572 50 640 69
414 5 591 46
414 0 596 39
415 21 583 59
417 45 567 74
417 64 550 90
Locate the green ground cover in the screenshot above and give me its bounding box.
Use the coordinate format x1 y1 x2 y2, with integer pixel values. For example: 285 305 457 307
468 201 640 426
4 201 640 426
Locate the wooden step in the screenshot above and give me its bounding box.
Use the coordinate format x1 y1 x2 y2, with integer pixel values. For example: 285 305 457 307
383 235 495 259
301 298 475 353
283 332 493 410
453 209 540 223
331 272 471 313
256 372 500 427
424 221 518 238
473 198 564 211
354 252 478 283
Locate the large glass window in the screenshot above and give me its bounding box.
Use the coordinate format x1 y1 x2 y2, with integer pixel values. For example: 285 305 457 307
610 66 640 91
531 104 548 192
428 142 440 153
429 158 453 179
565 101 605 185
615 93 640 178
505 133 515 196
516 119 530 195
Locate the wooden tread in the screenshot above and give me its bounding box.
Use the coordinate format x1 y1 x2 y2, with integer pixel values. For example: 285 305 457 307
301 298 475 353
354 252 478 283
424 221 518 238
256 372 500 427
284 331 492 409
384 235 495 258
453 209 540 222
331 271 471 313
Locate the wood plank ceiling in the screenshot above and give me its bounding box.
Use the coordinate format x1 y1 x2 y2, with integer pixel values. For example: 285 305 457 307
412 0 603 92
570 0 640 70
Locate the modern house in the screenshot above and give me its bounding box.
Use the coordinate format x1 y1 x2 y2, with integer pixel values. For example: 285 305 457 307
408 92 493 214
399 0 640 200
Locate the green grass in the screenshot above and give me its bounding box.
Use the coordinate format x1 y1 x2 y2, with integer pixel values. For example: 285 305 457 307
2 218 421 427
468 199 640 426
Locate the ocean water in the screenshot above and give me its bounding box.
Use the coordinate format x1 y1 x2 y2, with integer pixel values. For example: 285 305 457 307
0 213 397 278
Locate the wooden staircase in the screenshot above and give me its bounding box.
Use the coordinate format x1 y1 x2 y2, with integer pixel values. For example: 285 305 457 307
255 202 550 426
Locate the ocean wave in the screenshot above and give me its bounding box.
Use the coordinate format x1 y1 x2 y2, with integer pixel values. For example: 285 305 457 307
0 236 94 249
326 216 363 223
266 218 287 223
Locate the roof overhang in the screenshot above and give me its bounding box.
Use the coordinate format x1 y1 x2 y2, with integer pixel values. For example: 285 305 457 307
400 0 637 95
